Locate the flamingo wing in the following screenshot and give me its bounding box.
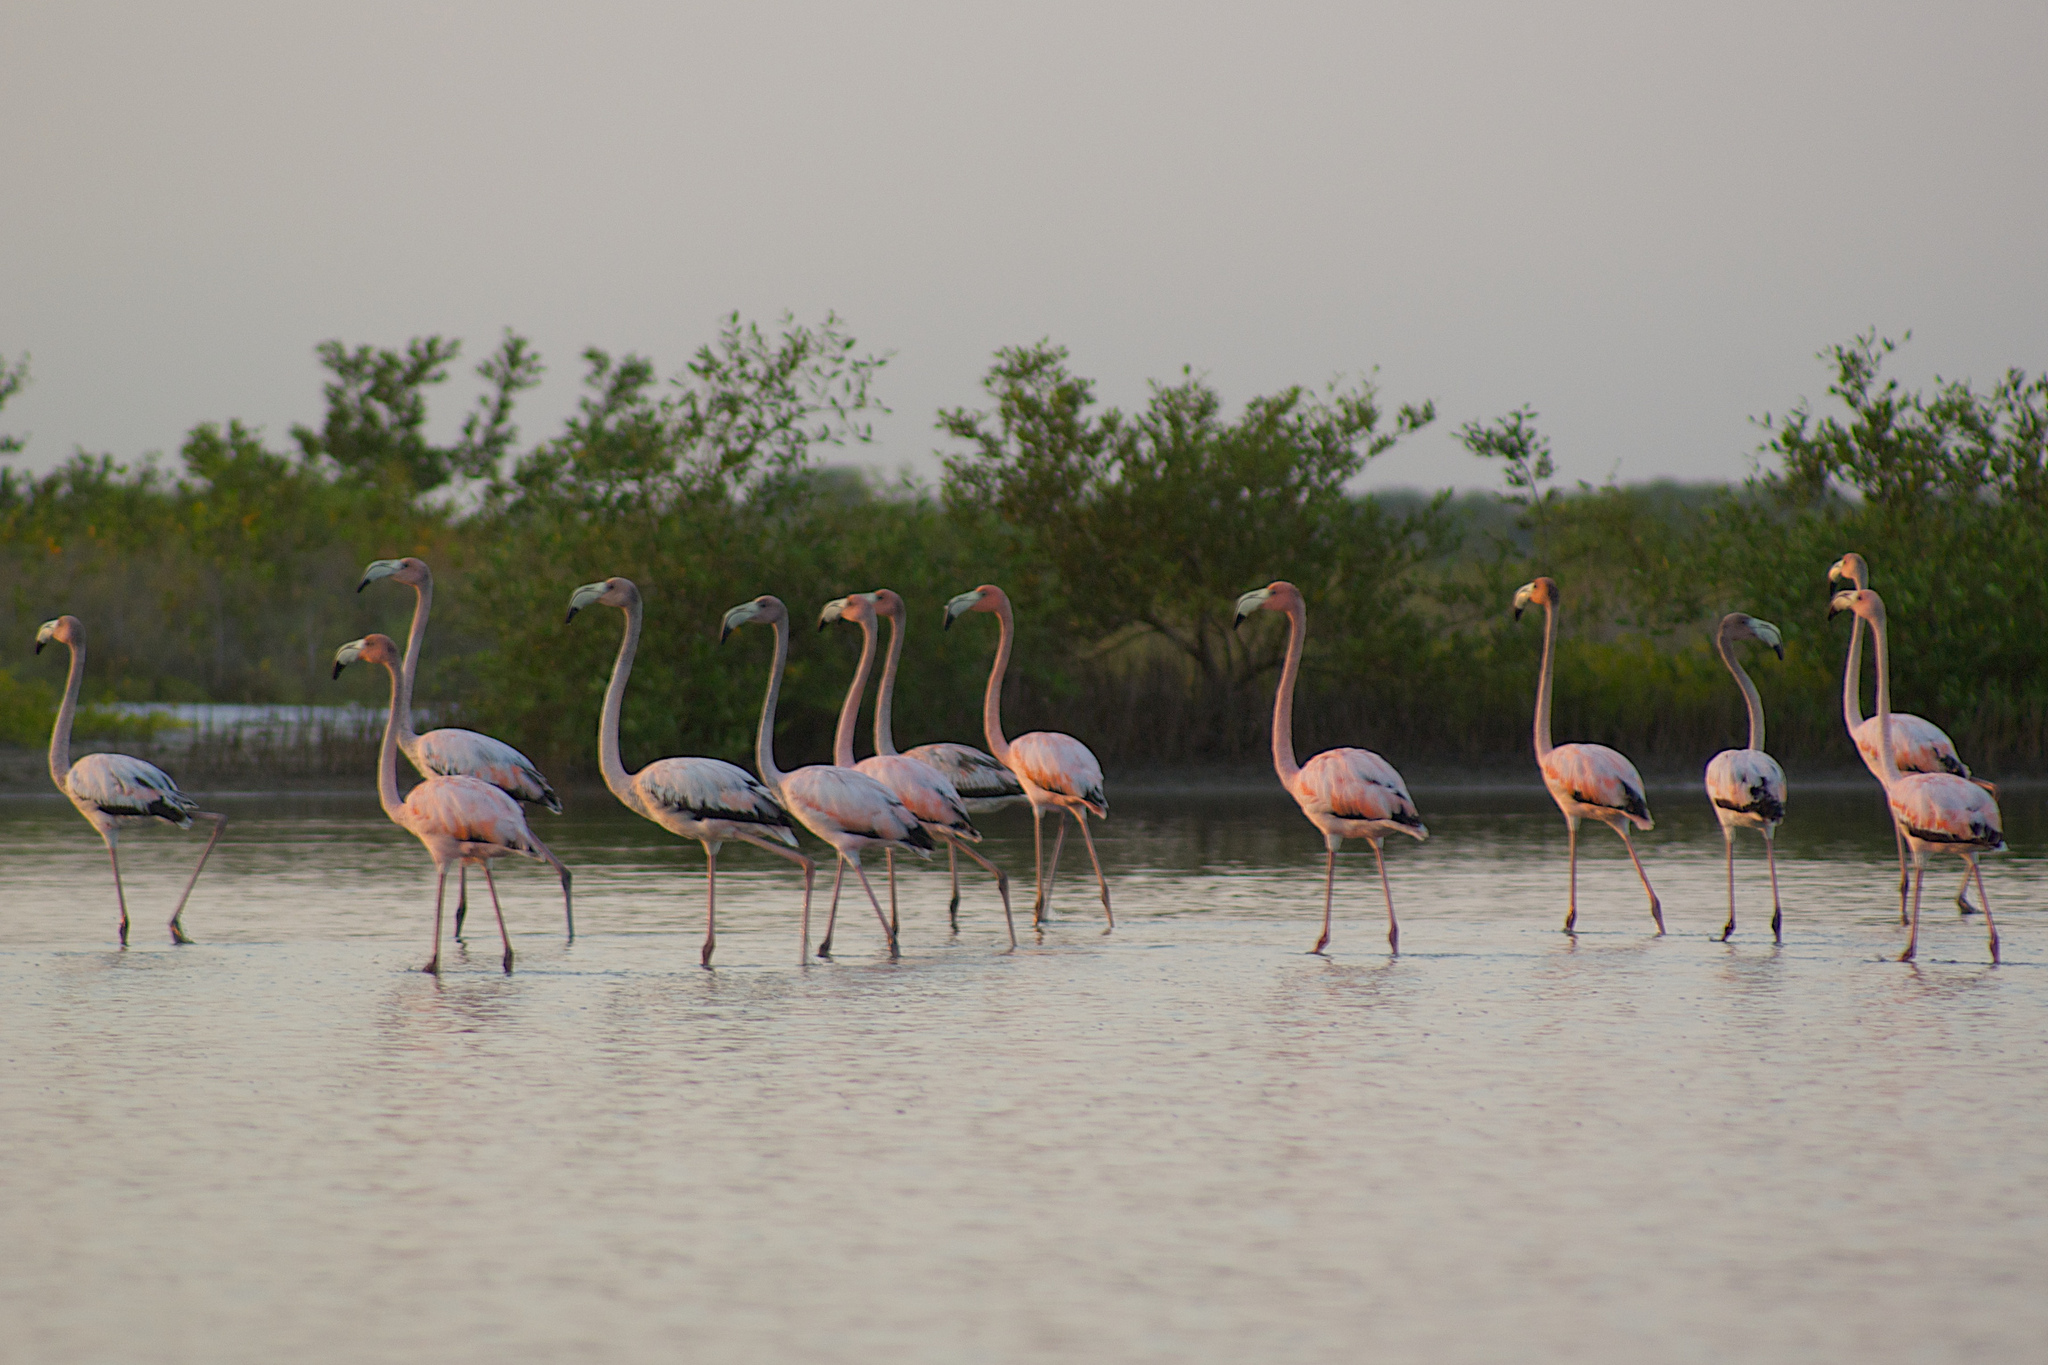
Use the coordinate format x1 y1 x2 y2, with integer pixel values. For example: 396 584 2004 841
1891 774 2004 850
904 742 1025 803
1295 748 1425 834
1705 748 1785 821
783 765 935 851
415 727 562 812
404 776 544 854
635 758 796 842
65 753 199 825
1852 714 1970 779
1546 743 1653 828
1007 731 1107 816
858 754 978 839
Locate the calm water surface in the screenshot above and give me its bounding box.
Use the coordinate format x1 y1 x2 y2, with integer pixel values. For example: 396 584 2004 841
2 782 2044 1363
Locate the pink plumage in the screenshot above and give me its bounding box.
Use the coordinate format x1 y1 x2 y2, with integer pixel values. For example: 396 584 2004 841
1850 714 1970 782
1541 743 1653 830
1705 749 1785 823
903 741 1025 809
1006 731 1107 818
1292 748 1423 833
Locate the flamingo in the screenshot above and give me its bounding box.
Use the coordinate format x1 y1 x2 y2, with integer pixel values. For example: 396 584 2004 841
1234 582 1426 954
820 591 1014 946
1827 552 1989 919
1827 588 2004 963
869 588 1025 925
1704 613 1787 942
36 615 227 945
333 633 547 974
566 578 812 965
1513 577 1663 934
943 584 1111 929
721 595 932 958
358 557 572 938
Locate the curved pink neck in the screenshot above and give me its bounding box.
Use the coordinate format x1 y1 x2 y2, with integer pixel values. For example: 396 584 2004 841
754 615 791 793
392 577 429 752
49 636 83 789
1869 607 1900 786
1533 597 1557 763
833 612 878 768
1269 598 1305 785
979 594 1014 764
377 658 409 824
598 598 643 811
1715 620 1767 753
874 609 903 757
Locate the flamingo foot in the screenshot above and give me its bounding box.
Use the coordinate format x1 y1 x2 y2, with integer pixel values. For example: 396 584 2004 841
501 948 514 975
170 921 193 945
1386 924 1399 955
1561 909 1576 934
422 956 441 974
947 892 960 933
1989 930 2001 965
816 937 834 958
1898 944 1916 963
1770 908 1782 942
701 937 715 968
1718 920 1734 943
1309 932 1330 956
1957 893 1980 916
1649 897 1665 936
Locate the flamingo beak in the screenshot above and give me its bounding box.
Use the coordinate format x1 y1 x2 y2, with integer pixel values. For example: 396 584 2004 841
331 638 367 679
358 559 403 593
942 590 981 630
720 601 761 643
819 597 848 631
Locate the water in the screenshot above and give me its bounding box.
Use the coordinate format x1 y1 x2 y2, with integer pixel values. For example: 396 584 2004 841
2 781 2044 1364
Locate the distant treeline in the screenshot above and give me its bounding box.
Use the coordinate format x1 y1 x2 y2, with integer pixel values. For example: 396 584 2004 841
2 324 2045 779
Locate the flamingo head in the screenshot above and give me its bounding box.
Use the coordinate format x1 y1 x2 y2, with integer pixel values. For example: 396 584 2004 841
1232 581 1299 629
34 615 83 654
1827 587 1885 627
565 577 639 624
332 633 400 679
1720 612 1784 660
818 592 878 632
720 595 787 643
943 584 1006 630
1512 577 1558 620
1826 552 1867 594
358 557 430 592
869 588 906 621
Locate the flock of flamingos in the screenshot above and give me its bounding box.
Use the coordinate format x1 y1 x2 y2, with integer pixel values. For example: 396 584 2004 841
29 551 2009 971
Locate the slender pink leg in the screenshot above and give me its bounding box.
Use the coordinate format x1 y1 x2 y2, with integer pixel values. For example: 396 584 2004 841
946 843 961 931
1562 817 1578 934
426 863 448 973
1719 826 1736 942
1765 830 1783 942
947 835 1014 948
1970 856 1998 964
522 830 573 938
455 864 469 939
1312 842 1337 954
167 811 226 944
482 861 513 974
1041 819 1068 923
1030 807 1047 923
820 857 846 956
1892 818 1910 924
104 833 130 947
702 844 717 967
1900 859 1924 962
1373 839 1398 955
886 848 899 937
849 857 899 958
1075 812 1112 929
1954 863 1978 916
1619 826 1663 934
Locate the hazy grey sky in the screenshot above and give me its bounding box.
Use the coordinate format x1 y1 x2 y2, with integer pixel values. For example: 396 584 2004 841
4 1 2043 492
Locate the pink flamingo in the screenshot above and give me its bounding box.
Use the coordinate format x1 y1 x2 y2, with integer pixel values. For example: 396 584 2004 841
567 578 813 966
869 588 1025 925
334 633 547 974
1704 613 1787 942
36 615 227 945
722 595 933 959
1513 578 1663 934
358 557 572 938
1234 582 1426 954
821 592 1015 946
1828 588 2004 962
944 584 1111 929
1827 553 1989 919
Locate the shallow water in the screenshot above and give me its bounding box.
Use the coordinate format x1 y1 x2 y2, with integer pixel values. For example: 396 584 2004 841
2 781 2044 1364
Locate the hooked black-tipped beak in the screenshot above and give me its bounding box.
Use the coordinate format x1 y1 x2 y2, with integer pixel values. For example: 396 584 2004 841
1232 611 1250 631
1772 643 1785 660
564 607 580 624
331 659 346 679
1513 606 1524 622
941 611 953 631
1826 603 1843 620
719 623 733 644
34 640 45 654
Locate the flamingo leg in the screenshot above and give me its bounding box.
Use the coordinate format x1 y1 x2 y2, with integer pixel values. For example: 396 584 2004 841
454 864 469 939
1955 863 1978 917
1765 830 1783 943
731 833 815 964
166 811 226 944
1030 806 1047 925
886 848 899 938
1970 856 1998 964
1719 825 1736 942
1075 811 1112 929
1899 857 1926 962
1312 840 1337 955
523 830 573 938
946 835 1014 949
103 832 130 947
849 856 900 959
1042 819 1068 923
946 842 961 931
1618 825 1663 934
482 860 513 974
1892 817 1910 925
1562 816 1578 934
820 857 846 956
1373 838 1397 955
426 863 448 974
702 844 717 968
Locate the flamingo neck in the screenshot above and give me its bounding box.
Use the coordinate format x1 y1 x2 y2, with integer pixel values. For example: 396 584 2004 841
1270 598 1305 785
598 600 643 811
833 613 878 768
1533 597 1557 763
1716 622 1767 753
376 659 409 824
873 610 903 757
754 616 790 794
980 596 1014 764
1870 610 1901 786
392 577 429 752
1842 615 1867 733
48 637 83 789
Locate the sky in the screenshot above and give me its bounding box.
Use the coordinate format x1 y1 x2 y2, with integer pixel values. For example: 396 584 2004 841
3 1 2044 493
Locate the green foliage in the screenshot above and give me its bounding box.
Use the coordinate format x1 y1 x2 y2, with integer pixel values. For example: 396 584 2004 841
0 351 27 457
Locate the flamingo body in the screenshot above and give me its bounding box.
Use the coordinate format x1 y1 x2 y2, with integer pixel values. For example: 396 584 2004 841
1850 714 1969 784
397 774 549 862
1889 774 2003 851
1706 748 1785 827
412 728 562 812
1541 743 1653 830
1005 731 1108 818
1291 748 1425 841
62 752 202 828
625 757 797 845
856 755 978 840
902 741 1025 811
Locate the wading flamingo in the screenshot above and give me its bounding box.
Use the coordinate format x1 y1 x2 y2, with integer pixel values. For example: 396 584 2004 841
567 578 813 966
36 615 227 945
1513 578 1663 934
334 634 546 974
1704 613 1787 942
1234 582 1426 954
722 595 932 958
821 592 1015 946
871 589 1026 925
944 584 1111 929
358 557 571 938
1828 589 2004 963
1827 553 1989 919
